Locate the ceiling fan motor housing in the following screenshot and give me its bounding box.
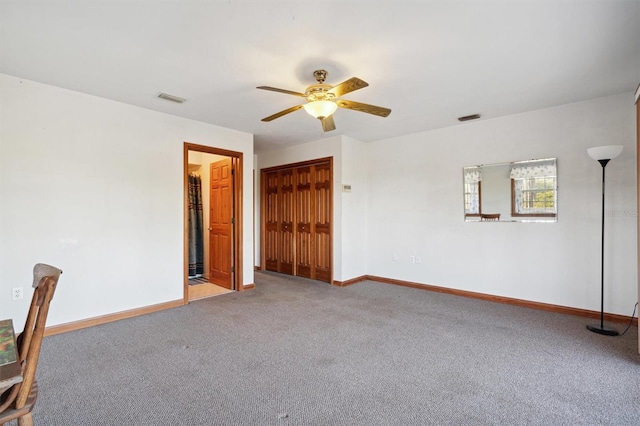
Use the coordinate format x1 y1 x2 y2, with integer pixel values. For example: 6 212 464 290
304 84 335 102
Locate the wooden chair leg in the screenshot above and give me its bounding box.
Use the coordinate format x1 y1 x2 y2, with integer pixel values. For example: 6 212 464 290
18 412 34 426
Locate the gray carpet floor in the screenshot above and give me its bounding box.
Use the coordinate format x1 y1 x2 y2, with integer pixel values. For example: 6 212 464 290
21 271 640 425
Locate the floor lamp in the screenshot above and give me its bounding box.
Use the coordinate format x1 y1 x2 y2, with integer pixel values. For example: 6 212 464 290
586 145 623 336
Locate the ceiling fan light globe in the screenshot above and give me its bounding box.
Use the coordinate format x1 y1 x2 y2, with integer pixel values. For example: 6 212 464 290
303 100 338 119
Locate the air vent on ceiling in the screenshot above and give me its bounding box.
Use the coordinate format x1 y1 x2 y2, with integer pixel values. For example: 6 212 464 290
158 92 186 103
458 113 481 122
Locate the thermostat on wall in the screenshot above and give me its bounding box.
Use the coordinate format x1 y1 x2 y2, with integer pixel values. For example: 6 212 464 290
342 184 352 193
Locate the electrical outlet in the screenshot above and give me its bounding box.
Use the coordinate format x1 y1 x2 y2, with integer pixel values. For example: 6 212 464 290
410 255 415 263
12 287 24 300
392 254 398 262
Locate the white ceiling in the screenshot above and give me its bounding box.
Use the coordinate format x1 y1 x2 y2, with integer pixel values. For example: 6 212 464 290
1 1 638 153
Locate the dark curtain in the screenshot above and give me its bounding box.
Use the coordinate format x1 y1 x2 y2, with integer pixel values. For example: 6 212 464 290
188 174 204 277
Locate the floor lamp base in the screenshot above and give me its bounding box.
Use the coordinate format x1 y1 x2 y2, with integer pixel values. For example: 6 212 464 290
586 324 619 336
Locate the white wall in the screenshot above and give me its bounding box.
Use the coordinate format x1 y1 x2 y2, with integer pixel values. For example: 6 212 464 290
0 74 254 331
366 92 637 316
340 136 368 280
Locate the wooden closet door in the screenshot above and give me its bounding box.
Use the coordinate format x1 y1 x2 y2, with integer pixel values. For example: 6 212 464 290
313 162 332 282
261 158 332 283
263 169 295 276
263 170 279 272
279 169 295 275
295 166 313 279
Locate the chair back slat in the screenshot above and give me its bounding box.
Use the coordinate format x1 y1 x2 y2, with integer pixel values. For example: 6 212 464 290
15 275 59 408
18 293 39 365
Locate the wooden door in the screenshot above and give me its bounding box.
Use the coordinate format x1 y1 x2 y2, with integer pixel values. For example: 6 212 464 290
209 158 233 289
261 158 332 283
279 169 295 275
294 163 332 282
263 170 279 273
295 166 313 279
263 169 295 275
313 162 332 282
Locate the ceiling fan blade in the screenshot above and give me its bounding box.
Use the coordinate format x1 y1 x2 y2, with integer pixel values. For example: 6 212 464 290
321 115 336 132
261 104 304 122
328 77 368 98
256 86 306 97
336 99 391 117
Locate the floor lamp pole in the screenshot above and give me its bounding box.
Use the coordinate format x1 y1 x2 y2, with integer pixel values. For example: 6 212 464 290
586 146 622 336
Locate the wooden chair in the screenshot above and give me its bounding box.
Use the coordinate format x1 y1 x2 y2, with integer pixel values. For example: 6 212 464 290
480 213 501 221
0 264 62 426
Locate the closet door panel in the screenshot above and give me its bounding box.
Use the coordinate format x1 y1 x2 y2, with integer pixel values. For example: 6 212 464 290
295 166 313 279
313 162 332 282
264 171 279 272
279 169 295 275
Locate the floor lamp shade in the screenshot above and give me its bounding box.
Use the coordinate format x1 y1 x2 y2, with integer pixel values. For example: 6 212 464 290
587 145 623 161
586 144 623 336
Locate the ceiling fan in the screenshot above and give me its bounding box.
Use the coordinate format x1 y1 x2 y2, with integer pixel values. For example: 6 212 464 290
257 69 391 132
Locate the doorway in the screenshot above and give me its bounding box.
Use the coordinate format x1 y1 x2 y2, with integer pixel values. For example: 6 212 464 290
184 142 244 302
